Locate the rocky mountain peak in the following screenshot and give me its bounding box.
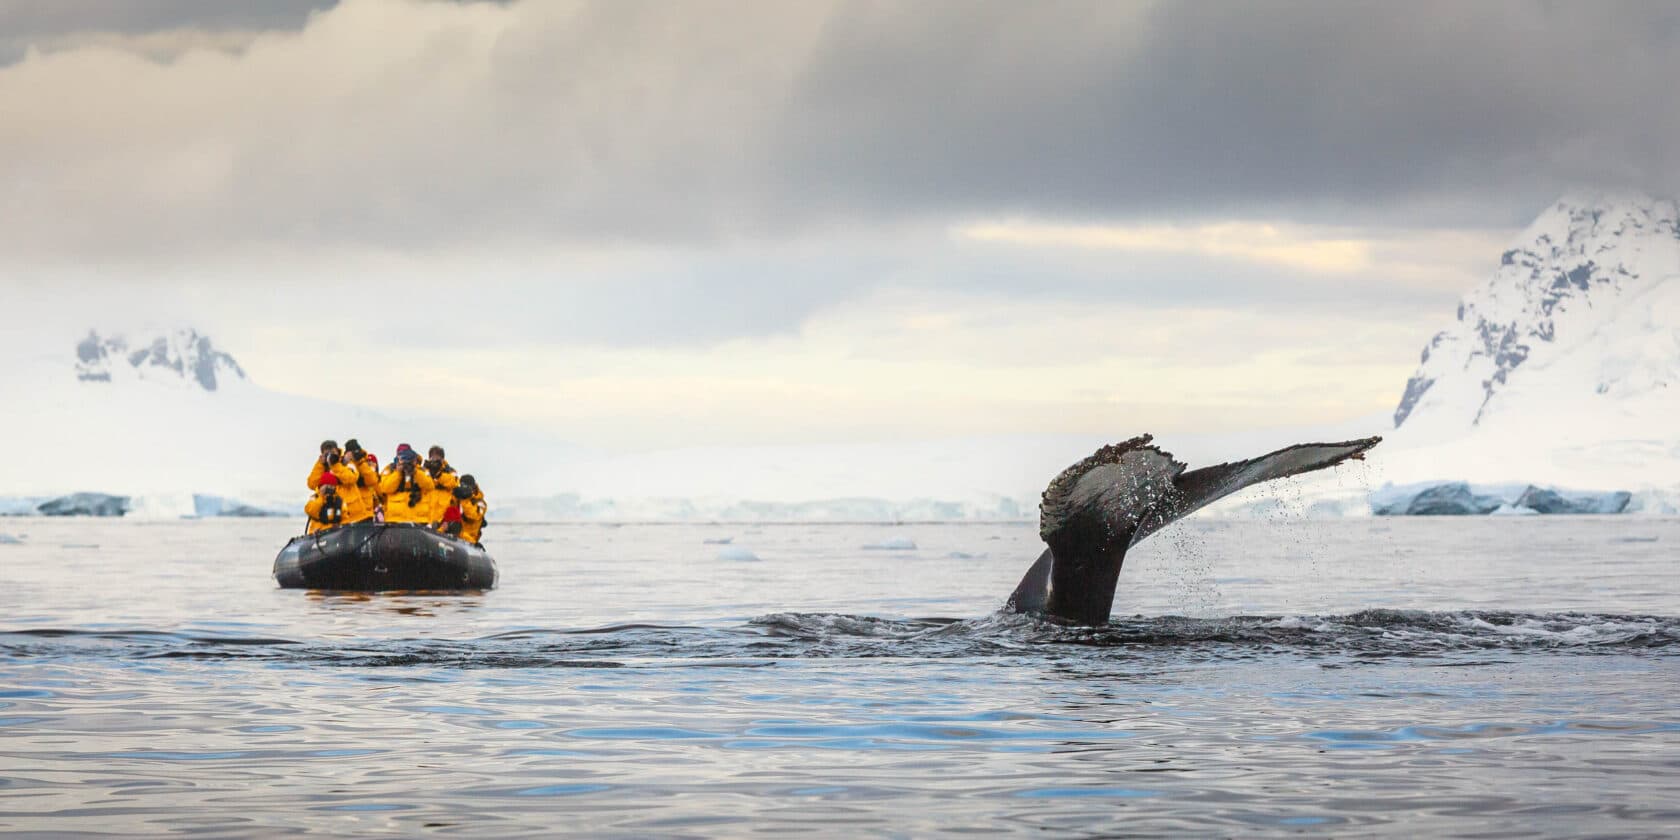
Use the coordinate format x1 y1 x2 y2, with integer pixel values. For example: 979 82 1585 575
75 328 248 392
1392 192 1680 432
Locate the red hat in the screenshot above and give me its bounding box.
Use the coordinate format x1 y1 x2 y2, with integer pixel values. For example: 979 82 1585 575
320 473 340 486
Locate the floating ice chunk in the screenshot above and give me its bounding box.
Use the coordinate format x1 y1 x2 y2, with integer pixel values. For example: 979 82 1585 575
1372 482 1506 516
1512 486 1631 515
0 533 23 545
946 551 986 560
861 537 917 551
703 536 734 545
1369 481 1632 516
715 546 760 562
37 493 129 517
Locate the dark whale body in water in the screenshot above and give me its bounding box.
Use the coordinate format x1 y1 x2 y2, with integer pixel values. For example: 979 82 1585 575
1007 434 1381 626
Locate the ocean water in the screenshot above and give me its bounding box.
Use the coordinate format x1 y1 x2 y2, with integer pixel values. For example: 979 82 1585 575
0 516 1676 837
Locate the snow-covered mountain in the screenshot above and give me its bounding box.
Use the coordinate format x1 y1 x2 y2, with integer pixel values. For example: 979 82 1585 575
8 327 591 511
1394 193 1680 440
75 329 247 391
1213 192 1680 516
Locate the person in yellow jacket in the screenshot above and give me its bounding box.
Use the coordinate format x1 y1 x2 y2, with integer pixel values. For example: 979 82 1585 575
438 475 487 544
337 439 379 523
304 473 347 534
421 444 460 521
457 475 487 544
364 451 386 521
378 443 435 523
307 440 369 522
307 440 355 490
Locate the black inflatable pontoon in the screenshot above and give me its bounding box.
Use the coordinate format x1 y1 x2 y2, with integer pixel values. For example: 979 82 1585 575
273 522 497 591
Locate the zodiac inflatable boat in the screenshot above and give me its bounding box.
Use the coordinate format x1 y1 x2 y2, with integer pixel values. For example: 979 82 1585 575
273 522 498 591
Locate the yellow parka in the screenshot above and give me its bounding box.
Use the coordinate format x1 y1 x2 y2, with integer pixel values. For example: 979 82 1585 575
307 460 370 523
357 455 384 519
304 485 347 534
345 457 379 523
425 461 460 521
378 464 435 523
459 490 486 544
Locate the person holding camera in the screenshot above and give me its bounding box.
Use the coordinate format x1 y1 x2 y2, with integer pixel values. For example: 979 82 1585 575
308 439 370 523
456 474 487 544
378 443 435 524
338 438 379 524
436 475 485 542
421 444 460 522
304 472 347 534
362 450 386 522
307 439 359 492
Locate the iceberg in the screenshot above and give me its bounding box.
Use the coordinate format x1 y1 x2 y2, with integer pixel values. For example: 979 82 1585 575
37 493 130 517
1511 486 1631 515
1373 482 1508 516
1369 481 1633 517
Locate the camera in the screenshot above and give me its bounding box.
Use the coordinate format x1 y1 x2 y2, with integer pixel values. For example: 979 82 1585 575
452 485 472 500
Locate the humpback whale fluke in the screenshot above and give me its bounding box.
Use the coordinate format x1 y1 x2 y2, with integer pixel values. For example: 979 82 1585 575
1006 434 1381 626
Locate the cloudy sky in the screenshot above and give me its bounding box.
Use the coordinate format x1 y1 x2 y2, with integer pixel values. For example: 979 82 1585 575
4 0 1676 449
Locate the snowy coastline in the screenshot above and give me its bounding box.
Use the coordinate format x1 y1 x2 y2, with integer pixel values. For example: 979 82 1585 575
4 479 1670 522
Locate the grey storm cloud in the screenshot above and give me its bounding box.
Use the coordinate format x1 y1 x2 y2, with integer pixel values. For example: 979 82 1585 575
770 0 1680 229
2 0 1676 259
1 0 1677 350
0 0 333 34
0 0 335 63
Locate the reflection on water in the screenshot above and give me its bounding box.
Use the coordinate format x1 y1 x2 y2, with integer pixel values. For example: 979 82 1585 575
306 591 489 619
0 517 1677 836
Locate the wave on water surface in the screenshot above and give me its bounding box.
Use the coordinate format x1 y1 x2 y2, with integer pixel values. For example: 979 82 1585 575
3 610 1676 668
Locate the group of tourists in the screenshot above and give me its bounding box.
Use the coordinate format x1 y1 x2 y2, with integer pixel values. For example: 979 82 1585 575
304 439 487 544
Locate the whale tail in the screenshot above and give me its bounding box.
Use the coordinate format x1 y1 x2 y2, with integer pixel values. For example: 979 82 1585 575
1006 435 1380 625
